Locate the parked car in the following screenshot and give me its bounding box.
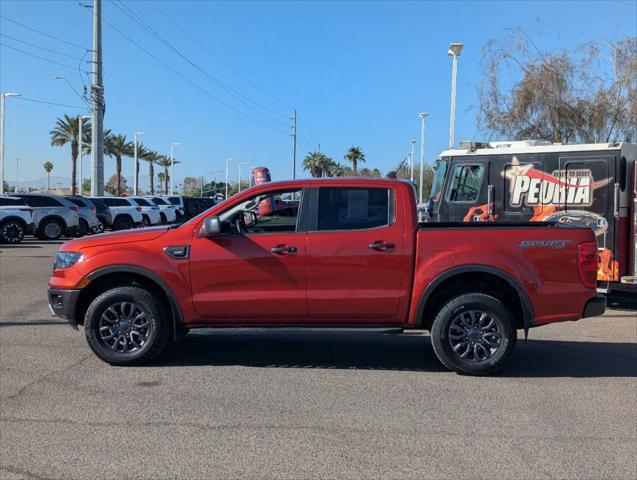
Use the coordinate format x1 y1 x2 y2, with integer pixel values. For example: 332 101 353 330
88 198 112 233
65 196 100 236
161 195 185 220
145 196 177 224
91 197 143 231
129 197 161 226
0 196 33 243
161 195 216 221
13 193 79 240
48 178 603 374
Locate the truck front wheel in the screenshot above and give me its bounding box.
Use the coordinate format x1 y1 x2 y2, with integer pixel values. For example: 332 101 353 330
430 293 516 376
84 286 171 366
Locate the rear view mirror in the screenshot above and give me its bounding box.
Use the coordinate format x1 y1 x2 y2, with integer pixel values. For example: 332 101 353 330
200 216 222 237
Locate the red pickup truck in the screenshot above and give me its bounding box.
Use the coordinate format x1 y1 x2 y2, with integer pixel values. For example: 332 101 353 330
48 178 604 375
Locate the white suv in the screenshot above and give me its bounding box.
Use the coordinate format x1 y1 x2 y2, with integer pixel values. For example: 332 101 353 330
92 197 143 230
145 196 177 223
13 193 79 240
0 196 34 243
129 197 161 226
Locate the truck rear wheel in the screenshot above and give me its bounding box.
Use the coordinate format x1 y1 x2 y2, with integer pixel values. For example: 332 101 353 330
84 286 171 366
430 293 516 376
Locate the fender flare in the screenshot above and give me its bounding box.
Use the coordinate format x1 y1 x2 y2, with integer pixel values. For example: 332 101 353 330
414 265 535 331
85 265 187 341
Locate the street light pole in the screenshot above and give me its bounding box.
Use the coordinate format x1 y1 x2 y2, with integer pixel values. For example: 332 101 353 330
418 113 428 204
448 43 463 149
409 139 416 182
0 92 20 195
133 131 146 195
225 158 234 199
238 162 245 193
170 142 179 195
78 115 90 194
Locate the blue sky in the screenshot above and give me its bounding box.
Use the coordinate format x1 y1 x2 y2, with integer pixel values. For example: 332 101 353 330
1 0 636 187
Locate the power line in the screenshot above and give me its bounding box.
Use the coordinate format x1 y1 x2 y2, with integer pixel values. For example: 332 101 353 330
112 0 288 126
14 96 89 110
0 33 85 60
78 2 288 135
1 43 78 70
0 15 89 51
148 0 291 112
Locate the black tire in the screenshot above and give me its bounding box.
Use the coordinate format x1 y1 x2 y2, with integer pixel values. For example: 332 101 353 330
93 221 105 234
159 212 167 225
430 293 517 376
0 219 25 243
142 215 151 227
39 218 64 240
84 286 171 366
75 218 89 237
112 215 133 231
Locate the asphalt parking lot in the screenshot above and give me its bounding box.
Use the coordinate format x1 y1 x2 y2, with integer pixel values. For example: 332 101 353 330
1 239 636 480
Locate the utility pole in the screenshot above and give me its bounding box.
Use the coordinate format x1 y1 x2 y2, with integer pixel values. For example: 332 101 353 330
418 113 428 204
0 92 20 195
291 109 297 179
90 0 105 196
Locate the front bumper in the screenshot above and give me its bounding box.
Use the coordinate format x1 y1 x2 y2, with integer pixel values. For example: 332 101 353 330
48 288 81 328
582 295 606 318
26 223 35 234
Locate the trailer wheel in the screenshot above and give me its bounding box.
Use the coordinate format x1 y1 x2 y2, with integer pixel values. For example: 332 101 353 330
430 293 516 376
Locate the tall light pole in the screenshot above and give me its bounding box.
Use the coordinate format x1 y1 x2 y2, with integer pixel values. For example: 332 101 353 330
418 113 429 204
448 42 463 149
15 156 20 191
225 158 234 199
133 131 146 195
0 92 20 195
90 0 105 196
238 162 245 192
170 142 179 195
409 139 416 182
78 115 90 194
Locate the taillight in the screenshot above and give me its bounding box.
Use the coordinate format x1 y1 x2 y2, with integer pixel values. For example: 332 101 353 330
136 207 142 212
577 242 597 289
19 208 32 212
91 208 96 214
70 206 78 212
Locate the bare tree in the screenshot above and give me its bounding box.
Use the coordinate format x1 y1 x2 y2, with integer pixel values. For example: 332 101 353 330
478 29 636 144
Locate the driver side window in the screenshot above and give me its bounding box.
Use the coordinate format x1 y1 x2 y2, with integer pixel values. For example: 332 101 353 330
222 189 303 235
447 164 485 203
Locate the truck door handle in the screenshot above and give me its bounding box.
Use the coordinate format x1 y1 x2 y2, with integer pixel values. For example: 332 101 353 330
270 245 297 255
369 241 395 251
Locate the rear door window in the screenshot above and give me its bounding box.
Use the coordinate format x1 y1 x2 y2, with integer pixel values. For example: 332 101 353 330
316 187 391 231
132 198 151 207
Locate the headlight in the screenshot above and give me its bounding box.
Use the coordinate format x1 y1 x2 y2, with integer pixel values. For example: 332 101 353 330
54 252 82 270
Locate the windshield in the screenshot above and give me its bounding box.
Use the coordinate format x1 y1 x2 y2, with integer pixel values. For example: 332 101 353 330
133 198 151 207
430 158 448 203
167 197 180 205
151 197 167 205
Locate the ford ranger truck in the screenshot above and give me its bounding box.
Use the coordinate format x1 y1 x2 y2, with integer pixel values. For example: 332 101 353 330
48 178 605 375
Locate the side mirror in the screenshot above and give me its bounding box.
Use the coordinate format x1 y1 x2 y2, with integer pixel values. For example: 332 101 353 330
200 216 222 237
426 199 434 219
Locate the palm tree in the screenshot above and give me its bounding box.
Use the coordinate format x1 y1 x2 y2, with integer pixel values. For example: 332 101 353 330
141 149 161 195
344 146 365 174
43 162 54 192
50 114 85 194
156 155 180 194
303 151 328 177
157 172 165 194
104 133 133 195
